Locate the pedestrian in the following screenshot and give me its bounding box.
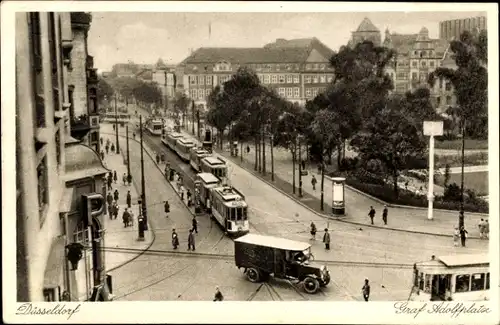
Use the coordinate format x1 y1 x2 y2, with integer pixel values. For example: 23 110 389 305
107 176 113 190
161 153 165 164
310 222 317 240
180 185 185 200
478 218 485 239
133 132 136 140
323 228 330 250
164 200 170 218
187 189 192 207
113 171 118 184
112 202 119 220
107 202 113 219
106 192 113 207
192 216 198 234
112 124 116 131
122 208 130 228
100 150 105 160
458 210 465 229
311 175 317 191
246 145 250 154
156 153 160 164
111 143 115 153
106 138 111 147
188 229 196 251
382 205 388 225
105 144 109 155
172 228 179 249
100 137 103 145
213 287 224 302
122 173 127 186
362 279 370 301
301 160 306 170
113 189 119 202
453 226 460 247
129 209 135 227
127 173 132 186
368 206 376 225
126 190 132 208
459 226 468 247
484 220 489 239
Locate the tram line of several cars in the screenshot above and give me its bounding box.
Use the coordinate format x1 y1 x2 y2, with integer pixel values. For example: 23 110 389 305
161 130 249 236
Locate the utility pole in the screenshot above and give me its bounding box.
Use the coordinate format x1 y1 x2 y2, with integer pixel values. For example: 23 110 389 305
192 100 195 135
126 124 131 179
196 110 200 139
298 135 303 198
292 139 296 194
262 125 266 174
320 161 325 211
460 119 466 212
114 95 120 154
139 115 148 230
270 133 274 182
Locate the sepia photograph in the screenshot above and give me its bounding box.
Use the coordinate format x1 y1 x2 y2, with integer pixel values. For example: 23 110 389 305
2 1 498 324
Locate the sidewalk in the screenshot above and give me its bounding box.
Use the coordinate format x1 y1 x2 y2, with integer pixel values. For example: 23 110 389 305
100 130 154 272
164 118 488 239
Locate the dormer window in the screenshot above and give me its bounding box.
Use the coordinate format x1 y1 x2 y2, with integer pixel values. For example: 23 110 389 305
215 60 231 72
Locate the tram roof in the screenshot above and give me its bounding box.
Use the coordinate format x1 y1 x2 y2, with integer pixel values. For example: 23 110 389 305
235 234 311 251
438 254 490 267
203 156 225 166
167 132 182 138
149 118 163 123
178 138 195 145
197 173 220 184
192 148 209 155
212 186 244 200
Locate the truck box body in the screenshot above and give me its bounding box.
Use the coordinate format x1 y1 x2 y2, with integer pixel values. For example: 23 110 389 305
234 241 286 274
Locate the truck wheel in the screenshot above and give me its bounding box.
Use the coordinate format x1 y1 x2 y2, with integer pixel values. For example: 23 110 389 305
246 268 261 283
303 277 320 294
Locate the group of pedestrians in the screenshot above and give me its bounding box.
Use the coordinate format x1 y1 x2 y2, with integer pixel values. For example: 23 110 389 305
309 222 331 250
367 205 389 225
171 216 199 251
105 168 136 228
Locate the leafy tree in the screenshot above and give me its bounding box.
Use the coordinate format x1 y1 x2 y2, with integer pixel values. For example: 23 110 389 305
97 77 114 104
172 92 190 126
428 30 488 139
132 81 162 105
350 94 427 197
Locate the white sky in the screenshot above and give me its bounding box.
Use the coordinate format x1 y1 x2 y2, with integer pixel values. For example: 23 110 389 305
87 11 486 72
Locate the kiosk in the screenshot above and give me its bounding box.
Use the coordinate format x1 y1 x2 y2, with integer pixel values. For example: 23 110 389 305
331 177 346 215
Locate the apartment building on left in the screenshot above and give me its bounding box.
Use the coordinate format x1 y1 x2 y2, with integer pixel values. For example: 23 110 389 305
16 12 110 302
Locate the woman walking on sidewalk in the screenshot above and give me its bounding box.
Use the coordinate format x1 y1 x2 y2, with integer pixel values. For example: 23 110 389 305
126 190 132 208
113 189 119 202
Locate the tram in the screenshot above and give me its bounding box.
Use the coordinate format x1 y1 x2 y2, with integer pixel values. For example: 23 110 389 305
409 254 490 301
162 132 182 151
102 113 131 125
194 172 221 209
189 148 211 172
200 156 227 183
208 185 249 236
175 138 196 162
145 118 164 136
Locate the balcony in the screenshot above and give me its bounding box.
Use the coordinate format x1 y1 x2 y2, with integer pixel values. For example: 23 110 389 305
70 12 92 31
70 114 91 140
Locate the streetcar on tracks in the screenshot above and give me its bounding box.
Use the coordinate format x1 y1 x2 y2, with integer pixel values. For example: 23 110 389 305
234 234 330 294
208 185 249 236
162 132 183 151
194 172 221 209
190 148 211 172
409 254 490 301
200 156 228 183
175 138 196 162
145 118 164 136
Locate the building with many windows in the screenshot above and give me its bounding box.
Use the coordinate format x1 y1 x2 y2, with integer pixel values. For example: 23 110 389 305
439 16 487 41
16 12 109 302
179 37 335 111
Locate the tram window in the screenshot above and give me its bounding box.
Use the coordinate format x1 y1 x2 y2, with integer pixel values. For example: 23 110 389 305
455 274 471 292
471 273 485 291
485 273 490 290
236 208 243 220
243 207 248 220
424 274 431 293
418 273 424 290
230 208 236 221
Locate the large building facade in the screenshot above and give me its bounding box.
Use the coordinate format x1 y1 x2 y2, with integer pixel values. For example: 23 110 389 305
16 12 110 302
179 38 335 111
439 16 487 41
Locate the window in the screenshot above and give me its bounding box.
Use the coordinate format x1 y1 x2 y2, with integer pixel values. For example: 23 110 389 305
439 79 443 89
90 132 98 142
293 75 299 83
286 88 293 98
264 75 270 84
198 76 205 85
48 13 60 113
73 221 90 245
286 75 293 83
55 130 61 165
258 75 264 83
412 61 418 67
190 89 197 99
313 63 319 70
278 88 285 97
305 75 311 84
30 13 45 128
471 273 485 291
446 96 452 105
327 75 333 82
312 75 318 83
455 274 470 292
37 157 48 224
421 61 427 67
397 72 407 80
424 274 432 293
412 72 418 80
206 75 212 85
306 64 312 70
271 75 278 84
305 88 312 97
486 273 490 289
294 87 300 98
414 51 417 55
206 89 211 97
421 51 427 57
445 82 452 91
279 75 285 83
320 75 326 83
429 61 435 68
190 76 197 85
198 89 205 99
320 63 326 70
312 88 319 97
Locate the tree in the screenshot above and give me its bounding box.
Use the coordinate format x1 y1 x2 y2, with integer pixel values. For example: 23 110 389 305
172 92 190 126
97 77 114 104
350 94 427 197
428 30 488 139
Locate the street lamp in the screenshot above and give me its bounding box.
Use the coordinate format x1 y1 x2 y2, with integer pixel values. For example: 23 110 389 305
297 134 304 198
126 124 131 182
139 115 148 230
263 120 275 181
423 121 444 220
114 94 120 154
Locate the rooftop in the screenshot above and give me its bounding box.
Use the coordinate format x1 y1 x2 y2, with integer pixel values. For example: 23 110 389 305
203 156 225 166
196 172 220 184
356 17 380 32
235 233 311 251
383 31 449 57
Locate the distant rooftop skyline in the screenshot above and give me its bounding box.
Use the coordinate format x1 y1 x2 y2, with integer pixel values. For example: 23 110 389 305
87 11 487 71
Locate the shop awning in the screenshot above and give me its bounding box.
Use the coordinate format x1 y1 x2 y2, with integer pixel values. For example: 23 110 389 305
43 236 66 288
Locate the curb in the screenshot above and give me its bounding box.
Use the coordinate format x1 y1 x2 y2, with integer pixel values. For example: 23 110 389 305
215 149 483 240
103 134 157 273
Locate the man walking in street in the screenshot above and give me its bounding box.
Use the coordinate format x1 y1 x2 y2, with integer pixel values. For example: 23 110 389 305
112 202 119 220
484 220 489 239
362 279 370 301
113 171 118 184
122 208 130 228
164 200 170 218
107 201 113 219
311 175 317 191
187 189 193 207
323 228 330 250
478 219 485 239
106 192 113 216
192 216 198 234
382 205 388 225
126 190 132 208
107 175 113 191
368 206 376 225
459 226 468 247
188 229 196 251
113 189 119 202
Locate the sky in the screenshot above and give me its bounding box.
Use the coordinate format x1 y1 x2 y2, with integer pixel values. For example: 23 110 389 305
87 11 486 72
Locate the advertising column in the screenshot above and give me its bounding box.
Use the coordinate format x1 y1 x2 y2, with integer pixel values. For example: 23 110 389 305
331 177 346 215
